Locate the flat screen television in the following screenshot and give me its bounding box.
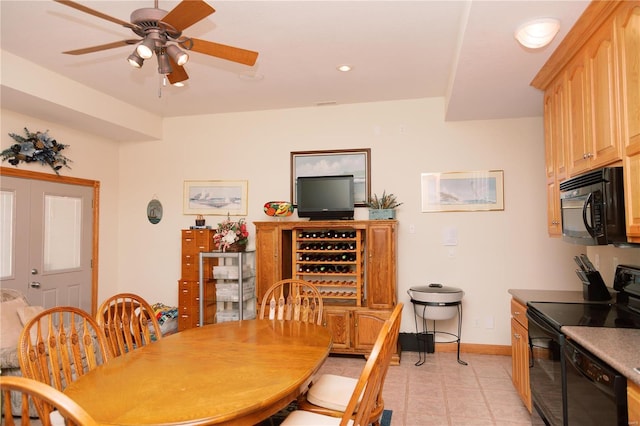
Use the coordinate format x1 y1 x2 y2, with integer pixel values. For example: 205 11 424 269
296 175 355 220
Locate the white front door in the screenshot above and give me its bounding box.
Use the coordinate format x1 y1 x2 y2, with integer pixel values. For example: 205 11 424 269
1 176 93 311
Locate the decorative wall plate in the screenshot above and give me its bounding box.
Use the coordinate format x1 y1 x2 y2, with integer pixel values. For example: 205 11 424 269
147 199 163 224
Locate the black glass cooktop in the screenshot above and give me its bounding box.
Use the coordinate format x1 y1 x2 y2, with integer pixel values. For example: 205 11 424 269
528 301 640 331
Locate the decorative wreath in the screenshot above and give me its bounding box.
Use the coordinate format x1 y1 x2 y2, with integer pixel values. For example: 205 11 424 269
1 127 72 175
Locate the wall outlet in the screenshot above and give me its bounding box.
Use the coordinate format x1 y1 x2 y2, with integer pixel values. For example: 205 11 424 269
473 318 480 328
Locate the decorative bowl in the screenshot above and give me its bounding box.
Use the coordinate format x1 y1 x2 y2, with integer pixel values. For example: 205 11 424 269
264 201 294 217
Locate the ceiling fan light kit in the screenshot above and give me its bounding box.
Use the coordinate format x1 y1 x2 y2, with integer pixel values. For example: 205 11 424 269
136 32 160 59
54 0 259 87
127 51 144 68
166 44 189 66
515 18 560 49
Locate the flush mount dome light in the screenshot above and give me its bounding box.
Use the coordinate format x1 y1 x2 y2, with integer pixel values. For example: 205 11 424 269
515 18 560 49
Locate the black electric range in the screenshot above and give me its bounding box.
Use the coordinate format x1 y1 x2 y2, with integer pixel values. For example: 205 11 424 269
526 264 640 426
527 263 640 331
527 300 640 331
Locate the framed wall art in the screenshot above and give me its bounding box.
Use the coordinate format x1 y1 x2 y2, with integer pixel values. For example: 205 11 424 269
290 148 371 206
183 180 248 216
421 170 504 212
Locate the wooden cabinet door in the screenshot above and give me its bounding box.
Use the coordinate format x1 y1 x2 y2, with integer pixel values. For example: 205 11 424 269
353 309 389 351
628 381 640 426
566 54 592 176
511 317 531 412
544 82 565 236
366 222 397 309
617 3 640 241
586 18 622 169
324 308 351 349
255 223 281 304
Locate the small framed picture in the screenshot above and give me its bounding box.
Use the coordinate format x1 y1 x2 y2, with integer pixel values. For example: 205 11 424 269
421 170 504 212
183 180 248 216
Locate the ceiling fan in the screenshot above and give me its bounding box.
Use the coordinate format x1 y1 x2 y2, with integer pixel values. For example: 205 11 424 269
54 0 259 86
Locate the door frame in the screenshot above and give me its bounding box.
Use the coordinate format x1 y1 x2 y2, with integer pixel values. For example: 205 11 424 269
1 166 100 314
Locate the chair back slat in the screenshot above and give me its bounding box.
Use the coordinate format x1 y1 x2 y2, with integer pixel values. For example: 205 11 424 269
342 303 403 426
1 376 98 426
96 292 162 357
259 279 324 325
19 307 112 393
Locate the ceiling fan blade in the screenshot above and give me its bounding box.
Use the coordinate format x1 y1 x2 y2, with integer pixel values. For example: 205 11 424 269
187 39 258 66
54 0 139 31
168 59 189 85
162 0 215 32
62 40 140 55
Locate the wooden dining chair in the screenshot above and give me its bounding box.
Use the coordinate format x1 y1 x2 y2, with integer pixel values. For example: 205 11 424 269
259 279 324 325
293 303 403 426
96 292 163 357
18 306 112 392
1 376 98 426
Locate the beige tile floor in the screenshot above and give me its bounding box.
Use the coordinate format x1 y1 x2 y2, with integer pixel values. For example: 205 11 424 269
315 351 532 426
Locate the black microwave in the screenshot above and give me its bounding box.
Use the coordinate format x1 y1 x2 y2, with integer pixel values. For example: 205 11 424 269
559 167 627 246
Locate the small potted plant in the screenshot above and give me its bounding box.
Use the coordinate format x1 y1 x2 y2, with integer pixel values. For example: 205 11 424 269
367 191 403 220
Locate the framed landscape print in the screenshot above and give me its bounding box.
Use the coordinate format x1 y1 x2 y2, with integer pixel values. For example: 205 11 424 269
290 148 371 206
421 170 504 212
183 180 248 216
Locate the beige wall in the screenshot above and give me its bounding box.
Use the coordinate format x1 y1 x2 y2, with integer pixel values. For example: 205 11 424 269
3 97 638 346
114 97 600 345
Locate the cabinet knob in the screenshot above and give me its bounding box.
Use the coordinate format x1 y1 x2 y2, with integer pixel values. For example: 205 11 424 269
513 333 521 339
514 311 520 316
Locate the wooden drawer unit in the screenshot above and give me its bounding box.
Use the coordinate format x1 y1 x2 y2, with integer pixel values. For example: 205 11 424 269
178 229 216 331
511 298 528 329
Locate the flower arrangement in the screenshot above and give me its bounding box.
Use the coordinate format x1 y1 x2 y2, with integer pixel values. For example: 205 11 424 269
213 215 249 252
1 128 71 175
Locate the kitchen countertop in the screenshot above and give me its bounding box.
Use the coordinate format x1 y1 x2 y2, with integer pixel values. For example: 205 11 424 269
509 289 640 386
562 326 640 386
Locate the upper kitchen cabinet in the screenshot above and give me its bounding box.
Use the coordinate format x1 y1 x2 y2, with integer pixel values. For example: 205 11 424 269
533 0 639 242
616 2 640 241
544 77 568 236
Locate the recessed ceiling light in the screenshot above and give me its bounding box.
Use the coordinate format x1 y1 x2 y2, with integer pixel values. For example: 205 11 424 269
515 18 560 49
337 65 352 72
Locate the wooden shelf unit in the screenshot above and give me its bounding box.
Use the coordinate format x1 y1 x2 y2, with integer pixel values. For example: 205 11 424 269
292 228 364 306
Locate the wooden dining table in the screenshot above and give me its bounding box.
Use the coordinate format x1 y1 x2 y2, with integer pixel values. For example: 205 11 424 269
63 319 332 425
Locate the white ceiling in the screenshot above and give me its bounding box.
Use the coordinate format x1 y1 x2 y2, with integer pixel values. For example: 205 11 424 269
1 1 589 125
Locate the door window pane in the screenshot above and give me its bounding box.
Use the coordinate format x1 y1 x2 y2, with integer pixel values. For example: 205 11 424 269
44 195 82 271
0 190 15 278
